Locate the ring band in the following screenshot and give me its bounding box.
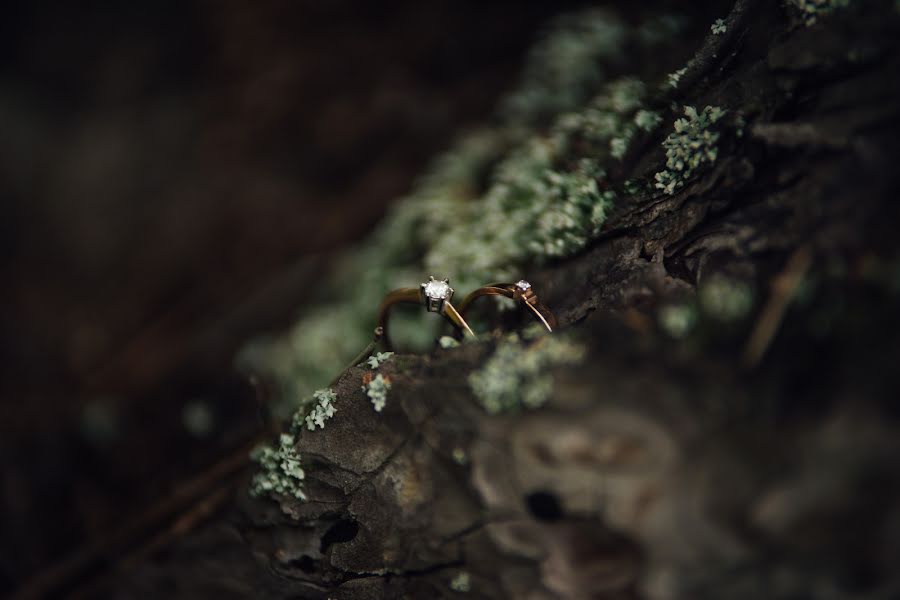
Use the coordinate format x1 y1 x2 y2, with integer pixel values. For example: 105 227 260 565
457 279 557 333
376 276 475 350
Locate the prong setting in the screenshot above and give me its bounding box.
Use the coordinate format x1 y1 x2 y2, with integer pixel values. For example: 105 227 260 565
421 276 453 312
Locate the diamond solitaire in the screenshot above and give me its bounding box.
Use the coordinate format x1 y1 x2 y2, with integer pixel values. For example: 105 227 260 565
423 279 451 300
420 276 454 312
375 276 474 349
515 280 532 292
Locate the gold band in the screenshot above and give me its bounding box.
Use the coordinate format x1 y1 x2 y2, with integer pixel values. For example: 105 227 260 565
375 278 475 351
458 280 557 333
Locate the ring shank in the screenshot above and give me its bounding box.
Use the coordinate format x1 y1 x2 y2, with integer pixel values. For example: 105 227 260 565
458 282 557 333
376 288 474 350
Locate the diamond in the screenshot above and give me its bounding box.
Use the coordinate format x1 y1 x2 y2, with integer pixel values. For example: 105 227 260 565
423 279 451 300
515 280 532 292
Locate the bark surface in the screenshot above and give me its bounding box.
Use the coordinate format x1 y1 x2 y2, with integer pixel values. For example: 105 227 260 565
111 2 900 598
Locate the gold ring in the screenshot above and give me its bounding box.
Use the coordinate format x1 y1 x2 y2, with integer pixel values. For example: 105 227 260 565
458 279 557 333
376 276 475 351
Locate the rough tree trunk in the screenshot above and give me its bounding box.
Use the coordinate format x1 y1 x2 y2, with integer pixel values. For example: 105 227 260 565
101 1 900 599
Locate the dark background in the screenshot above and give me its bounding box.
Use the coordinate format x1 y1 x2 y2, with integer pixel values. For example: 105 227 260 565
0 0 593 593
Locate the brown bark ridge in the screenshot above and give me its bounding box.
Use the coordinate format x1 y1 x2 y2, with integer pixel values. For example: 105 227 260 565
109 1 900 598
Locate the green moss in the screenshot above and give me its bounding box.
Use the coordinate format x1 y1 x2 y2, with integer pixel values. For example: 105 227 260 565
469 333 585 414
654 105 726 195
711 18 727 35
249 433 307 502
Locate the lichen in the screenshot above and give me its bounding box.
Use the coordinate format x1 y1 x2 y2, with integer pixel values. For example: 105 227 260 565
366 351 394 369
362 373 392 412
634 109 663 132
239 9 700 414
450 571 472 592
249 433 307 501
654 105 726 195
667 67 688 88
502 10 627 125
658 303 698 338
532 160 616 257
787 0 850 26
699 275 754 321
295 388 337 432
469 333 586 414
711 18 727 35
439 336 461 349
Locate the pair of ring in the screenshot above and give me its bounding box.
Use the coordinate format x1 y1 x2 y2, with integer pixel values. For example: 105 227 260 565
375 276 558 350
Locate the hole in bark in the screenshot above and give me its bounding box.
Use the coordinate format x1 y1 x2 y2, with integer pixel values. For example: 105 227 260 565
525 490 563 522
320 518 359 552
288 556 316 573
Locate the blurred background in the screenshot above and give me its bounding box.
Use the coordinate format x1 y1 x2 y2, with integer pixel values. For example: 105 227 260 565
0 0 595 593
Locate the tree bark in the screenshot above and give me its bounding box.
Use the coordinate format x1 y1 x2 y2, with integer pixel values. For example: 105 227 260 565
108 1 900 598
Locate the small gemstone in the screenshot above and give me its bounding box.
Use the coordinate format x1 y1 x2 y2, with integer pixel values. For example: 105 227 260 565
516 280 532 291
423 279 451 300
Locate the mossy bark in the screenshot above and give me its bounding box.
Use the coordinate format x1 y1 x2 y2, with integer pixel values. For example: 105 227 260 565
109 1 900 598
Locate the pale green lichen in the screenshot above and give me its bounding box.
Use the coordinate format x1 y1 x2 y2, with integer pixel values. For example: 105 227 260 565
533 160 616 257
658 303 698 338
711 18 727 35
634 109 663 132
788 0 850 26
239 10 695 414
699 275 754 321
502 10 627 125
610 137 629 160
623 179 642 195
296 388 337 431
439 336 461 349
553 78 647 153
424 134 615 280
450 571 472 592
249 433 307 501
366 351 394 369
469 333 586 414
654 105 726 195
667 67 688 88
363 373 392 412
